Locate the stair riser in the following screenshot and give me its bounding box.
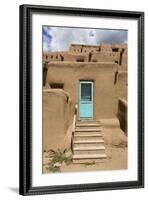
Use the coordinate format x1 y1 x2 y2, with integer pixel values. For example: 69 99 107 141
72 121 107 163
73 143 104 148
74 136 103 141
76 126 101 129
77 121 100 124
73 159 106 164
74 139 104 143
75 129 102 132
74 132 103 136
74 150 105 154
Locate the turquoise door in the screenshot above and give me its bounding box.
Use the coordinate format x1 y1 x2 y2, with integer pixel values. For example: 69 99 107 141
79 81 93 118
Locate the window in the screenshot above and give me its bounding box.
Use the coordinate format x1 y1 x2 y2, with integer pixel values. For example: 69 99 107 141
81 83 91 101
50 83 64 89
112 48 118 52
76 58 84 62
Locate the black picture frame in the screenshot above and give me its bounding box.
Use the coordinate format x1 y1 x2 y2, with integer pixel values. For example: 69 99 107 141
19 4 144 196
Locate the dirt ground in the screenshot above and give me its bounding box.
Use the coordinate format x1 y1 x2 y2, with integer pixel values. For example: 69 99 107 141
43 144 127 173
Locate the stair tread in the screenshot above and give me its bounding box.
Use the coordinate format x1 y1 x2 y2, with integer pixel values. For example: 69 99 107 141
73 154 107 159
77 120 100 123
75 128 102 132
72 121 106 161
74 139 104 144
76 124 101 127
73 146 105 150
74 133 102 137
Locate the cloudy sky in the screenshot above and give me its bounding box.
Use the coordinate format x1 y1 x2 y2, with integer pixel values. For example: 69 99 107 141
43 26 127 52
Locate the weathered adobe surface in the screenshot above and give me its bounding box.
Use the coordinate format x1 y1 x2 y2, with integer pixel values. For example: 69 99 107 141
46 62 118 119
43 89 73 151
43 63 127 151
43 43 127 65
42 44 128 152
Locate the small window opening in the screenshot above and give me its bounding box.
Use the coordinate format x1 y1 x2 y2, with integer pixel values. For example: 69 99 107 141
50 83 64 89
60 55 64 61
112 48 118 52
76 58 84 62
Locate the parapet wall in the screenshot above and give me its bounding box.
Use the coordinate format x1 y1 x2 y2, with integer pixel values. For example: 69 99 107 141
43 89 73 151
43 43 127 67
91 52 120 63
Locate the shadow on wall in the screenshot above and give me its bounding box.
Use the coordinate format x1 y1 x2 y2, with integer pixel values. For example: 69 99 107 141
43 88 73 151
117 98 127 134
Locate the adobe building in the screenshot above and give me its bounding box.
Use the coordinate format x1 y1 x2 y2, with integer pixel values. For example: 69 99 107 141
43 43 127 163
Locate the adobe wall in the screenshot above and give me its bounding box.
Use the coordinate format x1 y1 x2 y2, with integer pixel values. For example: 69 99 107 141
46 62 118 119
43 44 127 67
116 71 128 101
121 49 127 67
43 52 89 62
43 89 73 151
66 53 89 62
82 46 100 53
100 44 112 52
43 52 65 62
69 44 82 53
91 52 120 63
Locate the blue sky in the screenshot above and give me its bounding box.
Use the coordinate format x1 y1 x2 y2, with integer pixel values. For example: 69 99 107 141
43 26 127 52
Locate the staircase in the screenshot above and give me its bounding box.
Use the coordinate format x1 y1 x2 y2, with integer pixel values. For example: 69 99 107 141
72 120 107 164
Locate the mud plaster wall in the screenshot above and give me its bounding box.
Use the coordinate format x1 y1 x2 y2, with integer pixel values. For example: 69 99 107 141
91 52 120 63
121 50 127 66
116 71 128 101
43 89 73 151
46 62 118 120
116 71 128 133
43 44 127 65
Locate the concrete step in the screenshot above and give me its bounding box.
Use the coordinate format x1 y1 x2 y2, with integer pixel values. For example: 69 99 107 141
73 143 104 148
74 136 103 141
74 132 103 137
73 146 105 154
73 139 104 144
73 146 105 151
75 128 102 132
73 153 107 159
75 126 101 130
74 150 105 154
73 158 106 164
77 120 100 124
72 120 106 163
76 123 101 128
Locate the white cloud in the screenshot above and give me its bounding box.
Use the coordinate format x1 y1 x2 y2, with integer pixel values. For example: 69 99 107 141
43 26 127 52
